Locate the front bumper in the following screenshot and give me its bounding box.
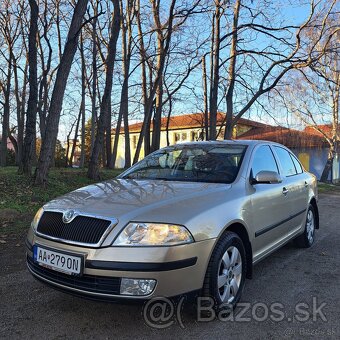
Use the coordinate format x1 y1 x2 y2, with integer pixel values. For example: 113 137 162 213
26 233 216 301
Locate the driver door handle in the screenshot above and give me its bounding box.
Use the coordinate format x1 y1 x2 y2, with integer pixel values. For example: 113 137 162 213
282 187 289 196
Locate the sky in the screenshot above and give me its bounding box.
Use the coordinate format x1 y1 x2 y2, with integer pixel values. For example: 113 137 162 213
52 1 324 143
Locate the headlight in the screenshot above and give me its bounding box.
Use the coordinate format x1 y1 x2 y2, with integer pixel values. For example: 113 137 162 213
31 207 44 231
113 223 194 246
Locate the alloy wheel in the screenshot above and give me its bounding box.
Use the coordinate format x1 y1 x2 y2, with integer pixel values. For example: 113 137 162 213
217 246 242 303
306 209 315 244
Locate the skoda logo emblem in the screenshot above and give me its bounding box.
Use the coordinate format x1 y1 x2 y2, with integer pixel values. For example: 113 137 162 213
62 210 76 224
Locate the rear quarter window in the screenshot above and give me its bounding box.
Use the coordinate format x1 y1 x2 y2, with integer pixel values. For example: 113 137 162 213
290 153 304 174
273 146 297 177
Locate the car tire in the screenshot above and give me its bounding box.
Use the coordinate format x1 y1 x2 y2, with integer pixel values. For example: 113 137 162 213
201 231 246 312
294 204 316 248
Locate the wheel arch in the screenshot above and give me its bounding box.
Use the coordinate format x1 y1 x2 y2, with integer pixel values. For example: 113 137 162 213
310 197 319 229
214 222 253 279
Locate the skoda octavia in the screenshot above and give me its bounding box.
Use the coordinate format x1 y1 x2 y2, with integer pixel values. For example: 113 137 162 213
26 140 319 308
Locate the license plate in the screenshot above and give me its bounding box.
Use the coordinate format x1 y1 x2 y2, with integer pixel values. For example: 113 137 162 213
33 245 83 275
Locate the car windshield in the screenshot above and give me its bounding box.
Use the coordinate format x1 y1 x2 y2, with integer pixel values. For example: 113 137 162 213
120 144 247 184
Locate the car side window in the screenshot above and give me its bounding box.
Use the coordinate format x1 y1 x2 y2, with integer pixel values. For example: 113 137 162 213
290 153 303 174
274 146 297 177
251 145 279 177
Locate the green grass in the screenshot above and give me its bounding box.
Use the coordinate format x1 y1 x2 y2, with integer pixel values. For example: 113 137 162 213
0 167 123 234
318 182 340 194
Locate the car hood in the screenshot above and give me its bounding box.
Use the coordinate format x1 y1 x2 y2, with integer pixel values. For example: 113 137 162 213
44 178 231 225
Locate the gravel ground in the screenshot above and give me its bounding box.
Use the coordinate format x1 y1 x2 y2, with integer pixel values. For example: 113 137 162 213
0 194 339 340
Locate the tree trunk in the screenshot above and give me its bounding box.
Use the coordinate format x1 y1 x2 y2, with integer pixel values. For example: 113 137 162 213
320 144 336 182
123 99 131 168
144 104 152 157
69 108 82 167
134 0 176 163
105 97 112 167
88 0 121 180
151 10 164 153
79 31 86 168
0 58 12 167
65 118 77 167
224 0 240 140
202 55 209 140
321 74 340 183
35 0 89 185
20 0 39 174
16 62 28 166
165 92 173 146
111 107 123 169
65 138 71 167
143 62 154 158
13 56 26 165
133 0 148 164
111 8 131 169
110 1 133 169
209 3 221 141
90 1 98 155
37 0 52 144
123 0 132 169
151 78 163 152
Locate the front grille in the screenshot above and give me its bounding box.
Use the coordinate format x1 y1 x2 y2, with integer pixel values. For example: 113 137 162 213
37 211 112 245
27 256 121 295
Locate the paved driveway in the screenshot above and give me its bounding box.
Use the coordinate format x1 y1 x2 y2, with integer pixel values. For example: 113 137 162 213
1 194 339 339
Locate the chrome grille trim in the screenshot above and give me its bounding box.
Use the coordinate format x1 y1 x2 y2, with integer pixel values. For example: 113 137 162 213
35 209 118 248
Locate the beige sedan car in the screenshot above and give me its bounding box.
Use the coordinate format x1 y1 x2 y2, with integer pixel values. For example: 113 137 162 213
26 140 319 308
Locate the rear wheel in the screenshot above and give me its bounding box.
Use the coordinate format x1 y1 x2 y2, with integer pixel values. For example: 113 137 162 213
295 204 315 248
202 231 246 311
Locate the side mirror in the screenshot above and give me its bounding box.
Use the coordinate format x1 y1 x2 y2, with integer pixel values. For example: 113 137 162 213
252 170 282 184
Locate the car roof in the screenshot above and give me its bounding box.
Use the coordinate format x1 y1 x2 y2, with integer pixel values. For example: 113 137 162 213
175 140 282 147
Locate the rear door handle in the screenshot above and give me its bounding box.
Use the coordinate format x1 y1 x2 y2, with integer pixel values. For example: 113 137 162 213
304 181 308 187
282 187 289 196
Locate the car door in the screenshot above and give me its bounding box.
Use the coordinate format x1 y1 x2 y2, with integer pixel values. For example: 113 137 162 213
248 145 292 261
272 146 309 234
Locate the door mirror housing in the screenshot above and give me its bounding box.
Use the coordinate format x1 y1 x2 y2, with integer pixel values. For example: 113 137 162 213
252 170 282 184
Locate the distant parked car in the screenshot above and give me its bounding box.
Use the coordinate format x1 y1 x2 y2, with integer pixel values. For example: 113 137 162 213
26 140 318 309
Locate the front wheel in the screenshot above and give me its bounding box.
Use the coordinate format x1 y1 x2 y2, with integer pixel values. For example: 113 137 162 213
294 204 316 248
201 231 246 310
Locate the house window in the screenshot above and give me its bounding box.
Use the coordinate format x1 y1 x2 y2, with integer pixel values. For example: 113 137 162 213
191 131 199 141
174 132 188 143
174 133 180 143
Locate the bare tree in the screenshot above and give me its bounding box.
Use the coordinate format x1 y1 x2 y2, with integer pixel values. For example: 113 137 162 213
88 0 121 180
90 0 99 155
282 29 339 181
223 0 240 139
0 57 12 167
220 0 339 139
79 31 87 168
20 0 39 175
11 4 29 166
0 1 22 166
133 0 201 163
132 0 177 162
111 0 134 169
208 0 223 140
35 0 90 185
202 54 209 140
